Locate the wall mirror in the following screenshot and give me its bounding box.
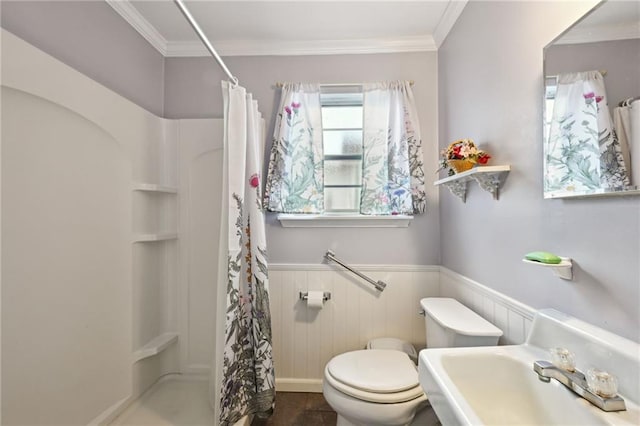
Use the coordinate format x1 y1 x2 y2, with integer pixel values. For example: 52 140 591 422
543 0 640 199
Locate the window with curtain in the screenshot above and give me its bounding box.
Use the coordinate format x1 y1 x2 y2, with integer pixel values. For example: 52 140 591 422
264 81 426 219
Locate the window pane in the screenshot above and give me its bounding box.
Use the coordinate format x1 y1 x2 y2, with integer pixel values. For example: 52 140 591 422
324 130 363 155
324 160 362 186
322 106 363 129
325 187 361 212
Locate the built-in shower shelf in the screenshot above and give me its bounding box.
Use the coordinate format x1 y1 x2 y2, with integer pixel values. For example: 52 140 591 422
132 332 179 363
434 165 511 202
133 232 178 242
132 183 178 193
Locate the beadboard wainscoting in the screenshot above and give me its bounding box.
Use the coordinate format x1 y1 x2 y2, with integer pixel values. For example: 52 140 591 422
267 265 537 392
439 267 536 345
268 264 440 392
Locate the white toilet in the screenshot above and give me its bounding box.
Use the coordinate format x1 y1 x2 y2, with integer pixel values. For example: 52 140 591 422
322 297 503 426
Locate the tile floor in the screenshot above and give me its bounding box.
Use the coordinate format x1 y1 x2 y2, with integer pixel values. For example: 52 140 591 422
251 392 336 426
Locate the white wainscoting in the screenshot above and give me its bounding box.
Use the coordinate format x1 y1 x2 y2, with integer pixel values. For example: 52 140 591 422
439 267 536 345
268 264 440 392
267 265 537 392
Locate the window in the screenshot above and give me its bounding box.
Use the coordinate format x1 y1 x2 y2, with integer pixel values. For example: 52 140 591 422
269 81 423 227
320 87 364 213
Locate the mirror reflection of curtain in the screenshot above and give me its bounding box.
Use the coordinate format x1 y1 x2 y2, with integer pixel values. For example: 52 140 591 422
545 70 629 193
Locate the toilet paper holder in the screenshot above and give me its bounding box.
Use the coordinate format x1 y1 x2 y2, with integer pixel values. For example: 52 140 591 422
299 291 331 302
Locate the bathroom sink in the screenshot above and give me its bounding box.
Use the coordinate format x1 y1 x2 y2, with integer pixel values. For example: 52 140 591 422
418 309 640 426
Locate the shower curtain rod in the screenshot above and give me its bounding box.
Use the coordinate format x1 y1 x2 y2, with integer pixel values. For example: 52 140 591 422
173 0 238 86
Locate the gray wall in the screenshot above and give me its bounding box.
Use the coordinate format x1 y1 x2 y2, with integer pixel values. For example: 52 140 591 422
546 39 640 107
438 1 640 342
0 1 165 116
165 53 441 265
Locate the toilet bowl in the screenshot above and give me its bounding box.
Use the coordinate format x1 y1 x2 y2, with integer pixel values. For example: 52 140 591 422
322 297 503 426
323 349 427 426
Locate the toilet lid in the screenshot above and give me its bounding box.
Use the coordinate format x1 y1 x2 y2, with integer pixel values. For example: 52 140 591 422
327 350 419 393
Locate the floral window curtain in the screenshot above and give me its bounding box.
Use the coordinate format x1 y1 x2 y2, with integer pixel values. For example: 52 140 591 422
545 70 629 194
219 81 275 425
263 83 324 213
361 81 426 215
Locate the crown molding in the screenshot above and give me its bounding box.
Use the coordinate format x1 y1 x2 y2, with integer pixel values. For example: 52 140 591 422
555 22 640 45
105 0 168 56
433 0 468 47
165 36 437 57
108 0 448 57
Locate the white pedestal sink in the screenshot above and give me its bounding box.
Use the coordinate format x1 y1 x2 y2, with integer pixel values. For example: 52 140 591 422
418 309 640 426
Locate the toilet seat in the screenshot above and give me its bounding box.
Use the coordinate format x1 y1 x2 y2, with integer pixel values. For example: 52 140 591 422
325 350 424 404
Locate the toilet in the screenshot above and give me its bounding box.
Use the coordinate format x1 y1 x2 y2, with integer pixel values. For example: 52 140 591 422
322 297 503 426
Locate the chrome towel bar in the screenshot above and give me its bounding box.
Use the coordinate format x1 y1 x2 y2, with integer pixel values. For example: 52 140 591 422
324 250 387 292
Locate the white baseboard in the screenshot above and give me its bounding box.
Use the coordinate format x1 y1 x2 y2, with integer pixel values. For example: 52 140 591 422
275 378 323 393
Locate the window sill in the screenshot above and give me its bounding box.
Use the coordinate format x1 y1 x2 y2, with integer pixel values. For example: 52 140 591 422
276 213 413 228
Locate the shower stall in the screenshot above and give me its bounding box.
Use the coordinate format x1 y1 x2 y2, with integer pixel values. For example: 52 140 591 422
1 27 231 424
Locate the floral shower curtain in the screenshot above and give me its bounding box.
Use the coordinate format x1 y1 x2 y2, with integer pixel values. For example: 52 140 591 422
219 81 275 425
263 83 324 213
361 81 426 214
545 70 628 194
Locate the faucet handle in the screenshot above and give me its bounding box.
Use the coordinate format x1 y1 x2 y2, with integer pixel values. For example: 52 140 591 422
550 348 576 372
586 369 619 398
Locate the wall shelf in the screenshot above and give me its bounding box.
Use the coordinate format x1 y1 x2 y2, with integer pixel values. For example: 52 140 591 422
132 183 178 194
132 332 179 363
522 257 573 280
434 165 511 202
133 232 178 242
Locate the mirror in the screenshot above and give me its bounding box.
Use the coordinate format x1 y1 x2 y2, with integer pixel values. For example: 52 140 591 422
543 0 640 199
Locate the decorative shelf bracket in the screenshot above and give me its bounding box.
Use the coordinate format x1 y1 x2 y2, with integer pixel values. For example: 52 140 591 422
434 165 511 203
442 180 468 202
473 172 507 200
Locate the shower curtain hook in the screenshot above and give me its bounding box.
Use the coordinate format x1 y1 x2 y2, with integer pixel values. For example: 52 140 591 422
231 76 239 89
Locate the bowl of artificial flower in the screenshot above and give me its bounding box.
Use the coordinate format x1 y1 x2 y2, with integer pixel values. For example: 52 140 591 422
438 139 491 175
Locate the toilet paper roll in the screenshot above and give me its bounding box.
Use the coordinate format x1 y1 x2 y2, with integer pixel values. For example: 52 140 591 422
306 291 325 309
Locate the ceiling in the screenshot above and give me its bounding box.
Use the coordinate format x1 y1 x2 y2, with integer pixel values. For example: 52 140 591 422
556 0 640 44
106 0 468 57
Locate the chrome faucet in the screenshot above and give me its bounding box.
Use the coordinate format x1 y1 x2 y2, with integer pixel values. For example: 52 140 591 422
533 360 626 412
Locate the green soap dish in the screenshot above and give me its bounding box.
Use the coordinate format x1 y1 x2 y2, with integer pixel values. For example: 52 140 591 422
524 251 562 265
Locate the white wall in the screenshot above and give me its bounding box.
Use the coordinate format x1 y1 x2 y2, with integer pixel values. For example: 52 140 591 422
2 84 131 425
177 119 224 375
1 30 177 424
438 1 640 342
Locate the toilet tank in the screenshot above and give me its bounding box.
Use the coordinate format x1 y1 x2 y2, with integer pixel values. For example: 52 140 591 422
420 298 503 348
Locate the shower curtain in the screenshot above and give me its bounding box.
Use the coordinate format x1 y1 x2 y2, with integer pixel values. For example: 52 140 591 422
218 81 275 425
